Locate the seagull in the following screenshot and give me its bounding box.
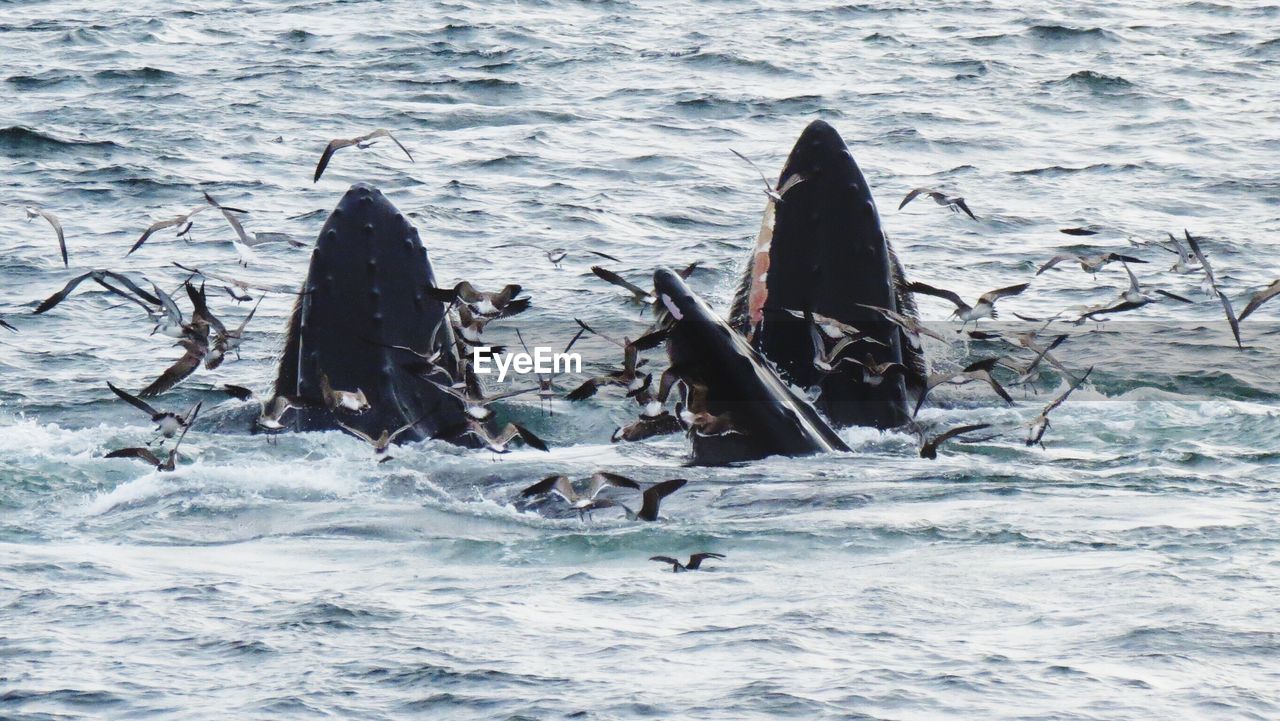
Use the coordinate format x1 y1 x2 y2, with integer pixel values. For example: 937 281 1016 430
919 423 992 459
126 195 249 256
898 187 977 220
673 381 743 438
313 129 413 182
441 418 551 454
426 281 530 319
25 206 67 267
33 270 163 315
494 243 620 269
520 472 641 518
202 192 257 266
514 326 586 414
1027 367 1093 448
1118 261 1192 305
612 408 683 442
335 416 424 461
1238 279 1280 322
907 281 1030 326
914 357 1013 416
204 297 262 369
1007 331 1077 380
855 303 946 352
1184 231 1242 349
616 478 688 522
1162 232 1201 275
139 336 208 398
1073 298 1150 324
222 384 305 433
106 382 199 442
590 266 654 304
566 320 666 400
649 552 725 572
105 402 201 472
320 373 370 414
1036 252 1146 276
1000 333 1068 387
730 148 807 203
147 281 193 339
172 262 309 297
424 366 539 421
840 353 909 387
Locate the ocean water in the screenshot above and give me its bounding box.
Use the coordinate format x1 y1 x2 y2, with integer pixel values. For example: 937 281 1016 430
2 1 1279 719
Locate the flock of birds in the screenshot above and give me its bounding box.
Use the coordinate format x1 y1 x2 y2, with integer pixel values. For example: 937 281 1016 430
4 129 1279 572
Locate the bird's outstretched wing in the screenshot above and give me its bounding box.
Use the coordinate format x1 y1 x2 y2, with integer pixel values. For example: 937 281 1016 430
107 382 159 417
906 282 966 310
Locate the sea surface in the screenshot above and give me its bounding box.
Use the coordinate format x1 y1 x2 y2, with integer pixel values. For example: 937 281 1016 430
2 1 1279 719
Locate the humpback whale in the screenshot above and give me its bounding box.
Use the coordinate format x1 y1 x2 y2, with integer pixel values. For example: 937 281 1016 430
273 183 468 442
729 120 924 429
655 267 849 465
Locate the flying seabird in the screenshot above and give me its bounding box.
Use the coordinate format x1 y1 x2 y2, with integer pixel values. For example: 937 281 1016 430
222 384 305 433
918 422 992 459
590 266 655 304
1161 232 1201 275
204 297 261 369
1026 367 1093 448
494 243 620 269
1119 261 1192 305
914 357 1014 416
105 402 201 472
855 303 946 352
1238 279 1280 322
106 382 199 442
1036 251 1147 276
514 326 586 414
649 552 725 572
25 206 67 267
1184 231 1242 349
335 416 425 461
426 281 530 319
730 148 807 203
907 281 1030 327
565 320 666 400
999 333 1068 387
126 195 249 257
841 353 909 387
33 270 163 315
898 187 977 220
320 373 371 414
520 472 641 518
424 365 538 421
442 418 551 454
313 129 413 182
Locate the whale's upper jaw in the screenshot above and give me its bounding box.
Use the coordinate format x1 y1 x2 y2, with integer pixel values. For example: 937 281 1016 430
777 119 853 189
275 183 465 442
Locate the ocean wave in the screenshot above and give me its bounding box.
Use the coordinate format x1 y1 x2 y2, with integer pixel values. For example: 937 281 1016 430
0 125 121 154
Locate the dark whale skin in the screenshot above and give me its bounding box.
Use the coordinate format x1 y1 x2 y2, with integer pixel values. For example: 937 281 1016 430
729 120 921 429
655 267 849 466
274 183 466 442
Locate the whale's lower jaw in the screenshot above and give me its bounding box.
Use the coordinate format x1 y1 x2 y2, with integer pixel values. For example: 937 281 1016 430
655 267 849 466
274 183 467 443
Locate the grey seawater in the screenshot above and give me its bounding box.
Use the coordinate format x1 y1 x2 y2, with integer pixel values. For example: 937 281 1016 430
1 1 1278 719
